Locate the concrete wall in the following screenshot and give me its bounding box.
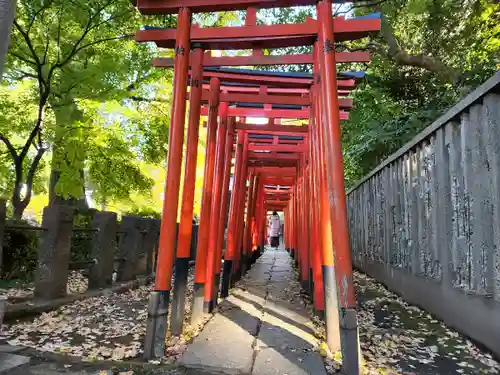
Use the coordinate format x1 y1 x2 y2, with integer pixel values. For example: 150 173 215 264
346 72 500 356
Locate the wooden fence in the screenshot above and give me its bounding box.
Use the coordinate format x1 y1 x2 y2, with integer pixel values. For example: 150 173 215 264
347 72 500 356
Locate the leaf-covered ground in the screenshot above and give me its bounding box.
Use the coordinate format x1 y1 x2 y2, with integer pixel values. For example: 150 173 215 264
1 268 201 363
2 266 499 375
2 271 91 301
322 270 500 375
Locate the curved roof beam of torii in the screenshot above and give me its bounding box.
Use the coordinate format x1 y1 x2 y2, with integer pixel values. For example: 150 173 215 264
189 69 361 89
200 106 349 120
235 124 308 134
199 85 352 97
198 90 354 108
154 51 371 68
136 15 381 49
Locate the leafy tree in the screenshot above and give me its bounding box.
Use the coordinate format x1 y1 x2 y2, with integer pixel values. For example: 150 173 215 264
341 0 500 184
254 1 499 186
0 0 174 218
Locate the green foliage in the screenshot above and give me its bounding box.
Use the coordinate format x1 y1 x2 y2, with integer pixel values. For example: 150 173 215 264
70 209 96 263
341 0 500 186
1 219 40 281
126 207 161 219
0 0 177 217
0 82 49 201
248 1 499 189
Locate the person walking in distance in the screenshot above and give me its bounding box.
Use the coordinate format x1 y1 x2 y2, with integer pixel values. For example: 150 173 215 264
268 211 281 249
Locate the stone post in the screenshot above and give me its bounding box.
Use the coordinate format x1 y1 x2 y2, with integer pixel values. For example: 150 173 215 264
151 219 160 275
141 218 158 276
34 205 74 300
88 211 117 289
116 216 141 282
136 218 148 275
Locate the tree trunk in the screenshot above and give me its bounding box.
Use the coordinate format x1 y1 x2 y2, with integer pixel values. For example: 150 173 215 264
0 0 16 80
12 176 26 220
49 155 88 209
49 100 88 209
12 196 27 220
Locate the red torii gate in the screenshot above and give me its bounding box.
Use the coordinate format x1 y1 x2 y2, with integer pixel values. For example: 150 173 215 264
133 1 380 374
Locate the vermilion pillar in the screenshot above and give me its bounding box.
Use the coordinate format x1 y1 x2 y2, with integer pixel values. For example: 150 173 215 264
310 87 325 318
240 172 253 275
213 116 235 304
318 2 359 371
242 173 257 273
258 188 266 253
170 46 204 336
249 175 259 259
304 164 312 297
221 130 244 297
293 183 298 264
191 77 220 325
252 182 264 259
299 157 310 292
283 206 290 252
314 40 341 352
204 101 228 312
144 7 191 360
233 136 249 282
289 190 295 259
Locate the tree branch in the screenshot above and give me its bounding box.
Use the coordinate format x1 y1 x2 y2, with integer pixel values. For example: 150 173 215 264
51 0 119 71
13 20 42 67
0 133 19 161
129 95 169 103
73 34 135 58
19 92 48 162
26 0 55 33
334 0 388 16
9 52 37 67
9 68 38 80
376 14 461 82
22 147 46 206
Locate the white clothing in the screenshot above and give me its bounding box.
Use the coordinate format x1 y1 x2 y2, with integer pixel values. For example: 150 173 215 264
268 215 281 237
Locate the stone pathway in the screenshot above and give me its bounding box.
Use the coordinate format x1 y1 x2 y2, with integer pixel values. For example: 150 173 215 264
179 247 325 375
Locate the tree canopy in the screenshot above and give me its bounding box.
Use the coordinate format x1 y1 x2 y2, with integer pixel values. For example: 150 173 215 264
0 0 175 218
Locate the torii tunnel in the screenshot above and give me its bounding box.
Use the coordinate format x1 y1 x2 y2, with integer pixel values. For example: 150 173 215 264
132 1 380 373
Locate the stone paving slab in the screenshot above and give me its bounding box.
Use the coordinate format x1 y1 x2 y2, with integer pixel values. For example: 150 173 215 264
253 347 326 375
257 316 317 350
179 247 326 375
0 352 30 375
178 310 256 374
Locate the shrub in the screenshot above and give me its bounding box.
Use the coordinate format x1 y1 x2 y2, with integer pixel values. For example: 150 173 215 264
1 219 40 281
126 207 161 219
